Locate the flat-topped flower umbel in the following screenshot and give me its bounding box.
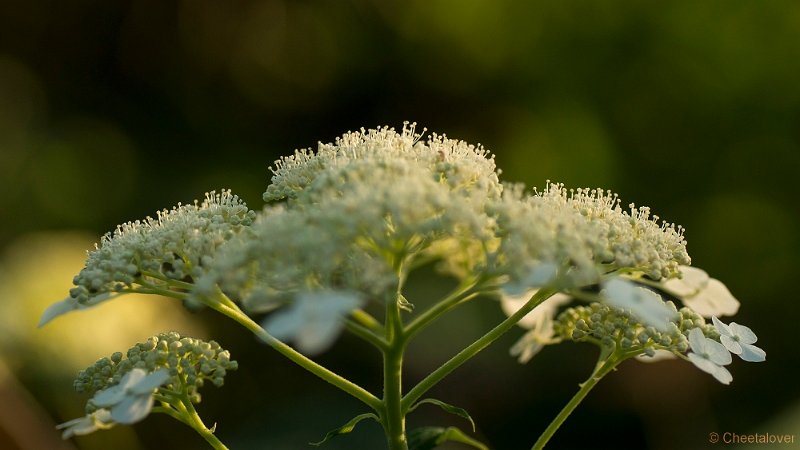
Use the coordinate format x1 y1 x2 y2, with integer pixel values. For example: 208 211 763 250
41 124 764 450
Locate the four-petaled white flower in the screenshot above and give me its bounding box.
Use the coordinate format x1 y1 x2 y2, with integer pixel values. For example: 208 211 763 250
92 368 170 424
662 266 740 317
501 290 571 363
686 328 733 384
602 278 677 332
264 290 363 355
712 317 766 362
56 409 114 439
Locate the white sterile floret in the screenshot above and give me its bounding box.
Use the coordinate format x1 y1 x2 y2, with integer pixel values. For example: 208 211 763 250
92 368 170 424
38 293 111 327
602 278 677 332
56 409 114 439
712 317 766 362
263 290 364 355
501 262 559 296
686 328 733 384
662 266 740 317
501 290 571 362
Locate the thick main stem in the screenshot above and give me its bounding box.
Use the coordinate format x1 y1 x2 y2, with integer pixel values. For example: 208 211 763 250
530 356 620 450
382 290 409 450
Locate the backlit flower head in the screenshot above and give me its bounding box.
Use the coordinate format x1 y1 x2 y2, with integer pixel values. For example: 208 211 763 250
490 182 691 293
263 122 502 204
40 190 255 325
198 126 503 337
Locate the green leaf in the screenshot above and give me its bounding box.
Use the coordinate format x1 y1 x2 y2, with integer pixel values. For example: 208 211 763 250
310 413 379 446
408 426 489 450
409 398 476 431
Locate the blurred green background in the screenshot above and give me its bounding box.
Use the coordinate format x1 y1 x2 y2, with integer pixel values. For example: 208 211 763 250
1 1 798 449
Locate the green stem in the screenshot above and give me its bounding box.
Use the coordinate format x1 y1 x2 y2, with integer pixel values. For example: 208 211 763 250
531 355 621 450
382 292 409 450
402 288 556 411
404 278 481 339
207 289 382 412
346 319 389 351
179 393 229 450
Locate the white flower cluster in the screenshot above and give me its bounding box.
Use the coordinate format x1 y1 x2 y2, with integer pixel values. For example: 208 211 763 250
491 183 691 294
58 332 237 438
39 190 255 326
199 125 505 352
264 123 502 204
502 267 764 383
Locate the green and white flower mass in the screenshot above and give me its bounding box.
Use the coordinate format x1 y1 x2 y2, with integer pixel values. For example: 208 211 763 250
41 124 764 450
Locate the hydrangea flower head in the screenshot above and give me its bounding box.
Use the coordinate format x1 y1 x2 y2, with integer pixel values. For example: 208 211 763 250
59 332 237 439
490 182 691 293
40 190 255 325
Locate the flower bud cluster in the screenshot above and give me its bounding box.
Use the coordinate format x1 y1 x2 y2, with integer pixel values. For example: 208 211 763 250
553 302 717 357
74 332 237 409
70 190 255 304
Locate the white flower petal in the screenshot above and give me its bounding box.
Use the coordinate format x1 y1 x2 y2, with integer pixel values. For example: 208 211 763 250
738 343 766 363
687 352 718 374
500 290 570 329
111 394 155 424
720 335 743 354
636 349 676 363
264 290 363 355
130 369 170 394
121 368 147 389
729 322 758 344
38 293 115 327
663 266 709 297
57 410 114 439
711 316 732 337
684 278 740 317
510 327 556 364
603 278 676 331
688 352 733 384
38 298 79 327
710 364 733 385
705 339 732 366
92 385 126 407
687 328 706 353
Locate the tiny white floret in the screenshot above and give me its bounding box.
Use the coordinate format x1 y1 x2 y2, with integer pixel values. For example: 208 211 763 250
686 328 733 384
712 316 766 362
264 290 363 355
602 278 677 332
663 266 740 317
92 368 170 424
501 290 571 362
56 409 114 439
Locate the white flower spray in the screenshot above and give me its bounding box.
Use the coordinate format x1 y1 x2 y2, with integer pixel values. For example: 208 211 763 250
40 123 764 450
